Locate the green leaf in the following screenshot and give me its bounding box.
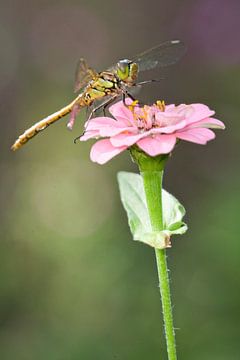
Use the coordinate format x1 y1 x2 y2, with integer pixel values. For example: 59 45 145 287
117 171 187 249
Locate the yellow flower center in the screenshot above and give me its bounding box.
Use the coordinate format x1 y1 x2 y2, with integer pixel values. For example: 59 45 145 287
127 100 166 130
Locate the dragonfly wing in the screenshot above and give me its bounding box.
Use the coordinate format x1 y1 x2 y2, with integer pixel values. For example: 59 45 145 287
132 40 186 72
74 58 98 93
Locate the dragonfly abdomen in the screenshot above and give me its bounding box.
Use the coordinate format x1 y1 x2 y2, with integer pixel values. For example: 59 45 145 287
11 100 77 151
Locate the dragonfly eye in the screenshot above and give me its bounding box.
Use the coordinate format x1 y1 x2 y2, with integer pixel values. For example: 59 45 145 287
116 59 133 81
117 59 131 72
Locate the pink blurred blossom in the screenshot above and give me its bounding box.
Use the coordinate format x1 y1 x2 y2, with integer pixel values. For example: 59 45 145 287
80 100 225 164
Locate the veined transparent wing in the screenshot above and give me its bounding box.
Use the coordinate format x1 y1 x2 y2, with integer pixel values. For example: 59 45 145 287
132 40 186 72
74 58 98 93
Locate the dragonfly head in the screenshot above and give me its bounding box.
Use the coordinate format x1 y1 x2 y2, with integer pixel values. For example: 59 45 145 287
116 59 138 84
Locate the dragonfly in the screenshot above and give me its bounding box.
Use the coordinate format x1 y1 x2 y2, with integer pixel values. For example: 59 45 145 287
11 40 186 151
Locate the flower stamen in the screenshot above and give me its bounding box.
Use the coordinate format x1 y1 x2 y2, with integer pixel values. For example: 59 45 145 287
156 100 166 112
127 100 139 112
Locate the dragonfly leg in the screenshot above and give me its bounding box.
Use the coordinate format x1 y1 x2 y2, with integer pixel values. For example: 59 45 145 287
125 91 135 101
73 96 117 144
122 92 126 105
102 96 117 117
86 95 117 124
122 91 136 106
135 78 164 86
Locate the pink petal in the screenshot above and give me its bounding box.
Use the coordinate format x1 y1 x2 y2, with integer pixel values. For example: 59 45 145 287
184 104 215 125
164 104 176 111
185 117 225 130
151 120 187 134
137 134 176 156
108 101 136 126
110 131 148 147
90 139 127 164
86 117 125 130
80 130 99 141
176 128 215 144
99 126 133 137
86 116 135 137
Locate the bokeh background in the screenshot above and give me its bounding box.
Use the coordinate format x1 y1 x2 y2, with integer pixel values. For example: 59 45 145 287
0 0 239 359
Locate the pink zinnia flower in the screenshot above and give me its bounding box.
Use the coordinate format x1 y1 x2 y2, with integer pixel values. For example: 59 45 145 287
80 100 225 164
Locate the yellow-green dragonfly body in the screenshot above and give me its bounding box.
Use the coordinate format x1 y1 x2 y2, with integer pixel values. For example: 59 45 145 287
11 40 185 151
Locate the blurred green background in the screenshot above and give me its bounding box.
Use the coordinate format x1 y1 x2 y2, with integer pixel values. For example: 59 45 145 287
0 0 239 359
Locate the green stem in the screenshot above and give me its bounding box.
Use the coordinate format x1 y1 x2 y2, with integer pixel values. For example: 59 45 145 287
141 170 177 360
131 149 177 360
